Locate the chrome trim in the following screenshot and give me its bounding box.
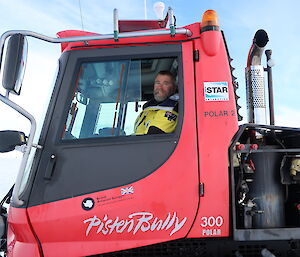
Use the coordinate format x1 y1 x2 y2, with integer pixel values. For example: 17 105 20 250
246 65 267 124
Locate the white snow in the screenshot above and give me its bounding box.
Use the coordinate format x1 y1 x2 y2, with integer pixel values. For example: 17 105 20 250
0 153 21 199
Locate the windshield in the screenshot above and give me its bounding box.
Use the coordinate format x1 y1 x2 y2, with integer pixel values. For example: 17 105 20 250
62 57 178 140
63 59 143 139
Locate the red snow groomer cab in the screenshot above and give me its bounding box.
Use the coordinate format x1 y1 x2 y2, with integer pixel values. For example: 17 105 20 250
0 8 299 257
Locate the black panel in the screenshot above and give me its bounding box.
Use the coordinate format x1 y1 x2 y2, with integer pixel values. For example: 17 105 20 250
229 124 300 242
90 238 300 257
39 137 178 203
27 44 183 207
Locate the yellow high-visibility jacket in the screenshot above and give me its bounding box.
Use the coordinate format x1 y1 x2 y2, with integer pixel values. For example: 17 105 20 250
134 96 178 135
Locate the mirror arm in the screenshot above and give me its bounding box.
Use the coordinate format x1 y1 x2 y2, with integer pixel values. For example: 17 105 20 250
0 93 37 206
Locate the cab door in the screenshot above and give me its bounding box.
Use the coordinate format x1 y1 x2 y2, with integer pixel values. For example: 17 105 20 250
26 43 199 257
187 33 239 238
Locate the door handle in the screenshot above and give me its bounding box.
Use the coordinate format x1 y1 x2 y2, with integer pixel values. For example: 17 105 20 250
44 154 56 180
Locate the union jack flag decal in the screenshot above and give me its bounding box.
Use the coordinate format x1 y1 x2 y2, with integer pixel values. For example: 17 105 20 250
121 186 134 195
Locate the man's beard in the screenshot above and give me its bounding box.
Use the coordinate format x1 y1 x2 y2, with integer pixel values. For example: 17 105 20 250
154 92 167 102
154 88 170 102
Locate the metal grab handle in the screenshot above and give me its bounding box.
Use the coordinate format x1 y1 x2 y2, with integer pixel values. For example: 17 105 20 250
44 154 57 180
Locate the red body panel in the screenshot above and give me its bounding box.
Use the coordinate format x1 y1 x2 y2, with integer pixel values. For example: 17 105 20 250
7 207 42 257
57 29 190 52
7 22 240 256
24 41 200 257
188 30 239 237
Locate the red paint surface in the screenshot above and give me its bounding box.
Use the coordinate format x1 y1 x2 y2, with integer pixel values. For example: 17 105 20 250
187 33 238 237
7 207 42 257
8 20 239 256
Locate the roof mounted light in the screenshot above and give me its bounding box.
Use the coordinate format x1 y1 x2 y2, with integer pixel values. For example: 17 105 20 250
153 2 165 20
201 10 220 33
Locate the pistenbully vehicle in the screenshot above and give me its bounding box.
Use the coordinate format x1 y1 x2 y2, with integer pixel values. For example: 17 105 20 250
0 6 299 257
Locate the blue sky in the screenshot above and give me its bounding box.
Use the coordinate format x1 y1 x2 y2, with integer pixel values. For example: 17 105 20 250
0 0 300 195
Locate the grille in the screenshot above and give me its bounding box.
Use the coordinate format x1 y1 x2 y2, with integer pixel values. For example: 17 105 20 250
97 239 208 257
234 244 267 257
89 238 300 257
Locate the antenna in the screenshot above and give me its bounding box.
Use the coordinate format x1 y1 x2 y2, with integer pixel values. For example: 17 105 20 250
78 0 85 31
144 0 147 19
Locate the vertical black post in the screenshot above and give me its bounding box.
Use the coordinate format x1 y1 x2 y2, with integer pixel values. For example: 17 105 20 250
265 50 275 125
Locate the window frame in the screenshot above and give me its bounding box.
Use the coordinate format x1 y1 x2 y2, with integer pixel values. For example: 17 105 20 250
56 44 184 145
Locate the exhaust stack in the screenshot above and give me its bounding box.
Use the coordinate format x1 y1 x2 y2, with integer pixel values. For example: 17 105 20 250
245 29 269 124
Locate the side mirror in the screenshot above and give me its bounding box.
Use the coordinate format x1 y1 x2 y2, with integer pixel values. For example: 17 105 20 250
2 34 28 95
0 130 27 153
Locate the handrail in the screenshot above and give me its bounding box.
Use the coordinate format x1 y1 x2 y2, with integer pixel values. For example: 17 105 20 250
0 93 36 206
113 8 119 41
168 7 176 36
0 27 192 72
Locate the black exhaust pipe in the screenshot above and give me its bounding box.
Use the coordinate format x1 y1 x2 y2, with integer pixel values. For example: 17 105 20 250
247 29 269 66
245 29 269 124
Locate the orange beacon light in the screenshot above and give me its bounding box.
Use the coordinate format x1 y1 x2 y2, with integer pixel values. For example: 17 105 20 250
200 10 221 56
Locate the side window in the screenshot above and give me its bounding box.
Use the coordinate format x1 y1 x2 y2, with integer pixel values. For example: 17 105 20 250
62 57 178 140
